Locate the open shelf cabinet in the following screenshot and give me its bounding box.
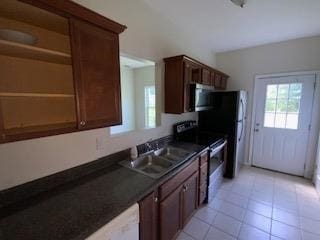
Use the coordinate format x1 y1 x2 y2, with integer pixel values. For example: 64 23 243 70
0 39 72 65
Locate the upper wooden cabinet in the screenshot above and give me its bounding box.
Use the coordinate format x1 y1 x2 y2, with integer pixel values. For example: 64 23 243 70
70 18 121 129
164 55 229 114
0 0 126 143
201 68 211 85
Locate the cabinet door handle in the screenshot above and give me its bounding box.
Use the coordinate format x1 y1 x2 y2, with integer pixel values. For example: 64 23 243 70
183 185 188 192
154 197 158 203
80 121 86 126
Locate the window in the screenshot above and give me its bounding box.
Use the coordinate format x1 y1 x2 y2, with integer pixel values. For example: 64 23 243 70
264 83 302 129
145 86 156 128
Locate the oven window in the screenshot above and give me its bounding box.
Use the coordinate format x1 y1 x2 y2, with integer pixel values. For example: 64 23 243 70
209 150 223 174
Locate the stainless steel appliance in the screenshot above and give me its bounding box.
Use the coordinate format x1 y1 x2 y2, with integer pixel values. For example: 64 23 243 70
173 120 227 202
189 83 215 111
199 91 247 178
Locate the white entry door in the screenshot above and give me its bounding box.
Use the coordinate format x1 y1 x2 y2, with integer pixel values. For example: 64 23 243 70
252 74 316 176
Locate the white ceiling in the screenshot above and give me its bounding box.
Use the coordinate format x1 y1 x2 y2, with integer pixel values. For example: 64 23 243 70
142 0 320 53
120 54 155 68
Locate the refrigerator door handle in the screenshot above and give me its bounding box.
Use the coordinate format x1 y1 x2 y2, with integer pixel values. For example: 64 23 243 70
238 99 244 142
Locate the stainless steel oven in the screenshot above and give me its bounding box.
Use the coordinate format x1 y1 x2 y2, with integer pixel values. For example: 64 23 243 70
207 140 227 202
189 84 215 112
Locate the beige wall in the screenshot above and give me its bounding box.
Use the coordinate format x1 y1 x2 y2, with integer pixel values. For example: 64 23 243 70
216 36 320 175
0 0 215 190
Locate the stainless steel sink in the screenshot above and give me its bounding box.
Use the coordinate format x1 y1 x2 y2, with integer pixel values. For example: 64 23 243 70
119 146 196 179
154 146 195 161
120 154 174 179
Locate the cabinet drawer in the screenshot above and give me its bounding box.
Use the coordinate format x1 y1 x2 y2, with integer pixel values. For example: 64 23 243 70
160 159 198 200
200 152 208 166
199 184 207 205
199 163 208 186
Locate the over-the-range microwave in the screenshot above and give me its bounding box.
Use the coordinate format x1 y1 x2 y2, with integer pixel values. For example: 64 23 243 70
189 83 215 111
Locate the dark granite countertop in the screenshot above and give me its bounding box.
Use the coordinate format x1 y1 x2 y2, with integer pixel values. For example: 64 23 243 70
0 141 207 240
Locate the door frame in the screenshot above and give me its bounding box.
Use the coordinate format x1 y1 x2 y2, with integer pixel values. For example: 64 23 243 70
248 71 320 179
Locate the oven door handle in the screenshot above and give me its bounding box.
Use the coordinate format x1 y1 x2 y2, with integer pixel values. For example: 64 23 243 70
210 140 227 156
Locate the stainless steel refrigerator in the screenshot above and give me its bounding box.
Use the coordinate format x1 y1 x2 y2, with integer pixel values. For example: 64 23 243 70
198 91 247 178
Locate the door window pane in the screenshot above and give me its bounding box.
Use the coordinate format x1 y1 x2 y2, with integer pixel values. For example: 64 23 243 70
289 83 302 98
287 99 300 113
286 113 299 129
264 113 275 128
265 99 276 112
263 83 302 130
275 113 286 128
278 84 289 98
276 99 287 113
266 85 278 98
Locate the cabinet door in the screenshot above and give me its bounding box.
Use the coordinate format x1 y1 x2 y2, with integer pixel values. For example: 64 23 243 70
220 76 228 90
70 18 121 130
183 62 192 112
181 172 199 226
159 187 182 240
202 68 211 85
210 71 215 86
214 73 222 89
139 191 158 240
192 68 202 84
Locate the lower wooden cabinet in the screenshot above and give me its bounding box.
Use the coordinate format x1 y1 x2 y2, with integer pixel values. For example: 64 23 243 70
139 191 159 240
139 158 202 240
159 186 182 240
199 153 208 205
181 172 199 226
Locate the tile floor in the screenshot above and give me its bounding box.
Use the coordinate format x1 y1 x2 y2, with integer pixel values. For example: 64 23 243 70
177 166 320 240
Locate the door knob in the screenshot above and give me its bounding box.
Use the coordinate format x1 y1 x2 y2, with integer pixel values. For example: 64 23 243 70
154 197 158 203
80 121 86 126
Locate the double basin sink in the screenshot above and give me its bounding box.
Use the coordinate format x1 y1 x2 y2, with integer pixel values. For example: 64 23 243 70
120 146 196 179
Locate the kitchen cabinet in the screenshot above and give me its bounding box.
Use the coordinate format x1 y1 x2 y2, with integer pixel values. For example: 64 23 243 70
159 159 199 240
159 171 198 239
199 152 208 205
164 55 229 114
164 57 200 113
210 71 215 86
181 172 198 226
139 157 201 240
213 73 228 90
70 18 121 130
139 191 159 240
159 186 182 240
0 0 126 143
201 68 211 85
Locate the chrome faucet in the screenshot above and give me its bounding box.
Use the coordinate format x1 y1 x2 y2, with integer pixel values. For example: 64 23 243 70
145 140 153 152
